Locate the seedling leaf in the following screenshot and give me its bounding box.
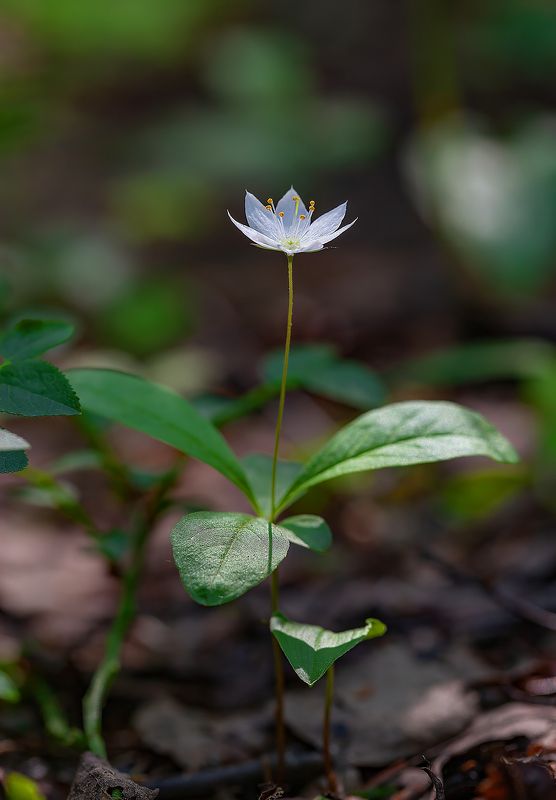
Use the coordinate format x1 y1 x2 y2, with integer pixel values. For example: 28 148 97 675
171 511 290 606
0 361 80 417
0 428 30 473
270 612 387 685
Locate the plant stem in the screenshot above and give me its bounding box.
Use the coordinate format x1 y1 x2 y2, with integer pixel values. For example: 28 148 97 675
270 254 294 520
268 253 294 781
323 665 338 794
82 469 177 758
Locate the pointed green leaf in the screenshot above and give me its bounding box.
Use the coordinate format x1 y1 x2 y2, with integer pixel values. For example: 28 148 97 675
241 454 303 517
271 613 387 686
0 361 80 417
280 514 332 552
0 319 74 362
278 401 518 512
171 512 290 606
392 339 553 386
68 369 255 503
0 428 30 473
264 344 385 409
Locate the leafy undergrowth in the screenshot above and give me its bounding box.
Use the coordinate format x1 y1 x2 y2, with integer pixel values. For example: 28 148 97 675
2 426 556 799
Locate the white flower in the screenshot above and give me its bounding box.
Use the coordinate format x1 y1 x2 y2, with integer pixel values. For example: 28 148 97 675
228 187 357 255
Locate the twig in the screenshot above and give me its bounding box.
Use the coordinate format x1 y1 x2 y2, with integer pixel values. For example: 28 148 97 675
420 757 445 800
420 545 556 632
147 752 324 799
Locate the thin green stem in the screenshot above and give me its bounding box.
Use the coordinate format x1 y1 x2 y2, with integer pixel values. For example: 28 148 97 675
270 254 294 522
82 469 178 758
323 665 338 794
268 253 294 782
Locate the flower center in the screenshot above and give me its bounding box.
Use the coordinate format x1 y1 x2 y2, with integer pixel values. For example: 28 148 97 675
281 237 301 249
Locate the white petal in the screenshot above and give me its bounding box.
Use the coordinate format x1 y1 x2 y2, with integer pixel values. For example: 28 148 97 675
245 191 279 237
303 202 347 241
228 212 280 249
276 186 308 234
317 218 357 245
296 241 324 253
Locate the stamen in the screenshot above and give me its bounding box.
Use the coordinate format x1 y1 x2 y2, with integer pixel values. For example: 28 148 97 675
292 195 300 216
266 205 272 211
299 214 306 219
267 198 273 204
279 211 285 217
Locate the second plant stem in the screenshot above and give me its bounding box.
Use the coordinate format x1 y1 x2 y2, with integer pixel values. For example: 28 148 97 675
269 253 294 780
82 469 177 758
323 665 338 794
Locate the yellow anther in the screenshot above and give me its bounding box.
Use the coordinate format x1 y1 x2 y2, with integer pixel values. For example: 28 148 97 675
299 214 306 219
278 211 285 217
292 196 300 201
292 195 300 216
309 200 315 207
266 205 272 211
267 198 273 204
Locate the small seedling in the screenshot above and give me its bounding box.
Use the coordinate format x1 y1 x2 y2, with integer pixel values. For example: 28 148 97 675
271 613 387 791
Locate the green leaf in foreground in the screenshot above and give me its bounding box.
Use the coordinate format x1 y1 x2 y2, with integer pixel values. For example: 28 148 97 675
171 512 290 606
280 514 332 552
0 319 74 362
278 400 518 512
68 369 254 503
0 361 80 417
0 428 30 473
271 612 387 686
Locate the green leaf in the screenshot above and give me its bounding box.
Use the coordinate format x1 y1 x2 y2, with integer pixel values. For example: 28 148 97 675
264 344 385 409
0 319 74 362
0 361 80 417
0 428 30 473
264 344 335 384
300 360 385 410
68 369 254 503
0 669 20 703
241 454 303 517
279 401 518 512
4 773 46 800
171 511 290 606
270 612 387 686
280 514 332 552
393 339 553 386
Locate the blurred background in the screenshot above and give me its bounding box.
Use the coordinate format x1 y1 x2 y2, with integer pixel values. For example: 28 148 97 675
2 0 556 795
1 0 555 372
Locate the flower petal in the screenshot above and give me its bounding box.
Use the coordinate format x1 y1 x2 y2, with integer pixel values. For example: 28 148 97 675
276 186 309 234
297 241 324 253
317 218 357 245
228 212 280 249
303 202 347 241
245 191 279 237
